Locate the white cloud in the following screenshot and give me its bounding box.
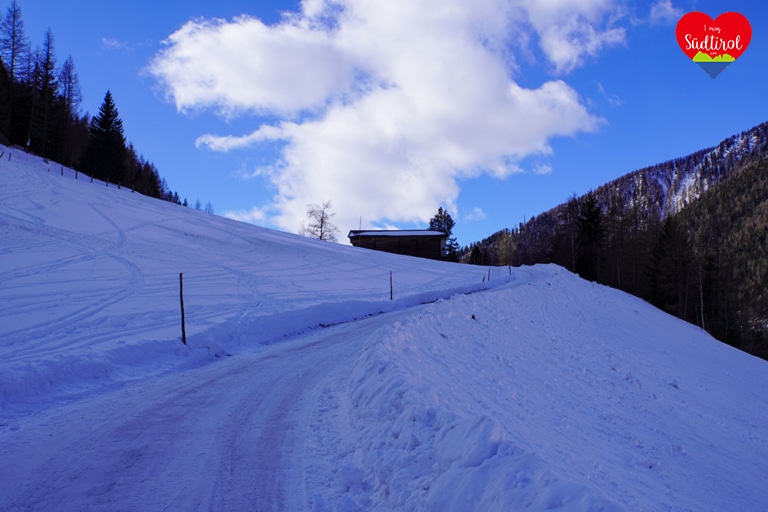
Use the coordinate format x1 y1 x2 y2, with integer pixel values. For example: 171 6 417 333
223 206 270 224
150 0 625 234
196 124 287 152
102 37 149 54
522 0 626 73
148 15 355 117
465 208 487 222
650 1 682 25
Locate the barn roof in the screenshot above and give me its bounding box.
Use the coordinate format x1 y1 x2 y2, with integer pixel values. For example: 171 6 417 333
348 230 447 238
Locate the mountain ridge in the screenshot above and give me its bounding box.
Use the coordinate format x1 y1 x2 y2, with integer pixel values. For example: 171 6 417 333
462 120 768 358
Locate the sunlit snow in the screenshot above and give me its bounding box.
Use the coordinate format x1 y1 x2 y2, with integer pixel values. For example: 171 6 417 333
1 145 766 511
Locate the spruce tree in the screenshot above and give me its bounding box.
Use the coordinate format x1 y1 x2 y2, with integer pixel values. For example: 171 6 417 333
81 90 127 184
575 191 603 282
429 207 459 260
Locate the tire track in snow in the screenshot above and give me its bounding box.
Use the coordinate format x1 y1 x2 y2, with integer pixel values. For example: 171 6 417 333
1 204 142 355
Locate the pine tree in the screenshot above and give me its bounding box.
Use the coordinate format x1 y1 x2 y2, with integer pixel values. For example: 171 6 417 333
26 28 59 158
429 207 459 260
575 191 603 282
81 91 127 184
647 216 692 318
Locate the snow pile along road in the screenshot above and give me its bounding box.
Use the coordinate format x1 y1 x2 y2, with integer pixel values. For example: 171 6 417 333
340 267 768 511
1 144 767 511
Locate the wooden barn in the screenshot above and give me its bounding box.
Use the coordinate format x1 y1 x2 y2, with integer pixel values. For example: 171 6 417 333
348 230 447 260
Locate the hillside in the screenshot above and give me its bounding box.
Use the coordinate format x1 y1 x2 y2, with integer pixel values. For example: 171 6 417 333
1 145 767 510
465 121 768 358
0 145 490 414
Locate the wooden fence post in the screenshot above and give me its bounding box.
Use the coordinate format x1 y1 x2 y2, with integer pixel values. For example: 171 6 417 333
179 273 187 345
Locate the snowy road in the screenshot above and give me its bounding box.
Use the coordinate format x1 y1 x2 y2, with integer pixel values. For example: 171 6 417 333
0 313 391 512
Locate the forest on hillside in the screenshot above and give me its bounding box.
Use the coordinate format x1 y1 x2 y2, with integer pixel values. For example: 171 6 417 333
462 122 768 360
0 1 186 204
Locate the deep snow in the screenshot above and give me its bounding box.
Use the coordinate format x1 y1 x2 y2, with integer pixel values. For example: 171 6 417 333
1 145 767 511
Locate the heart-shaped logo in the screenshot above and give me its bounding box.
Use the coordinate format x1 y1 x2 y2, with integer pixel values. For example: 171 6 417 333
676 12 751 78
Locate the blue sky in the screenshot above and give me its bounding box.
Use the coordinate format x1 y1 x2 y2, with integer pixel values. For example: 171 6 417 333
12 0 768 246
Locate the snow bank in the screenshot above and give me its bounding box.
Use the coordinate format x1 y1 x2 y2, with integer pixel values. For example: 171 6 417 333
338 267 768 511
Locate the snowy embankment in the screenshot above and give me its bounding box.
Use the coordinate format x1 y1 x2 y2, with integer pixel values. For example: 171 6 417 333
340 269 768 511
1 145 767 511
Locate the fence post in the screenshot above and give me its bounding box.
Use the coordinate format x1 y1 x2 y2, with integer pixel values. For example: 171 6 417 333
390 270 393 300
179 273 187 345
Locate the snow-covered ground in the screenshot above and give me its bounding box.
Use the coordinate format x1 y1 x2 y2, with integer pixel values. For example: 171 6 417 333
1 146 767 511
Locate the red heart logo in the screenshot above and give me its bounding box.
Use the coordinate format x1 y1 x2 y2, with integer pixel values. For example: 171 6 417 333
676 12 751 78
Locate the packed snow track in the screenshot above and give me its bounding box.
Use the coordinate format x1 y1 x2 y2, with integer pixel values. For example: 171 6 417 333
0 313 394 511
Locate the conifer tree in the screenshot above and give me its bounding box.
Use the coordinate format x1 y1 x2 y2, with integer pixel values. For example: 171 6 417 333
81 90 127 184
429 207 459 260
26 28 59 158
575 191 603 282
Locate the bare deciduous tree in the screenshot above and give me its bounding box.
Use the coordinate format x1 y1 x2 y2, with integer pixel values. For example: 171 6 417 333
301 200 339 242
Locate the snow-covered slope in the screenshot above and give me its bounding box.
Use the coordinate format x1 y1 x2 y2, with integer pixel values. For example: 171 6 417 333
0 146 495 415
1 146 767 511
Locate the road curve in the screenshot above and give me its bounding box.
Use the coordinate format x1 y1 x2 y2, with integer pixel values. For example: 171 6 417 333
0 315 381 512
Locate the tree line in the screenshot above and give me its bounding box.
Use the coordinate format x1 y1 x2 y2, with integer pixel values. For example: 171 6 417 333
461 122 768 360
0 1 197 206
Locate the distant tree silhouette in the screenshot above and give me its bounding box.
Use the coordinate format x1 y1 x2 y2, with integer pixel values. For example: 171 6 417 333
26 28 60 159
0 54 10 142
575 191 603 282
56 55 84 166
80 90 127 184
0 0 28 81
301 200 338 242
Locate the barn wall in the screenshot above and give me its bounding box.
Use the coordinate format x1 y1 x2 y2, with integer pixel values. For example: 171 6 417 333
351 236 444 259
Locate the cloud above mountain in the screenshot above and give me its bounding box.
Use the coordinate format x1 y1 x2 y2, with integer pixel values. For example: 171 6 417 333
149 0 624 234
